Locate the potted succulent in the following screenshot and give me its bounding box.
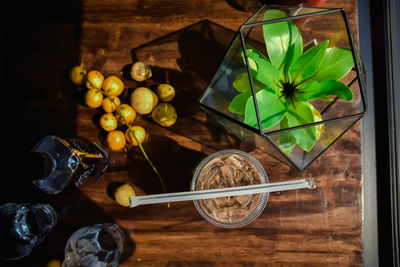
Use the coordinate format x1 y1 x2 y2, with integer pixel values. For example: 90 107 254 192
200 5 366 171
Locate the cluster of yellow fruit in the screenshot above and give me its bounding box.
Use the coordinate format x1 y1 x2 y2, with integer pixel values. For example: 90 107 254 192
131 85 177 127
69 65 176 152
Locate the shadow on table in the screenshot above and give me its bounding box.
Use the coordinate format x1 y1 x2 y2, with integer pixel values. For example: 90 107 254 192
125 19 243 151
226 0 263 12
126 135 207 194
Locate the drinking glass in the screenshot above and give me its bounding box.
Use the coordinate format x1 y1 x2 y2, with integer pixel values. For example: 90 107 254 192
191 149 269 228
62 223 125 267
0 203 57 260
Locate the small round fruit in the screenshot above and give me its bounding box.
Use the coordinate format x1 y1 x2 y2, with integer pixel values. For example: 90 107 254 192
100 113 118 132
46 259 61 267
125 126 146 146
151 102 177 127
116 104 136 124
114 183 136 207
85 89 103 108
107 130 126 151
85 70 104 90
130 61 152 82
103 75 124 96
130 87 158 115
156 84 175 102
70 66 86 85
102 95 121 113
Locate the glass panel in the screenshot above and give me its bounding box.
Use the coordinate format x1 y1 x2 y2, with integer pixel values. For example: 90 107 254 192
244 5 331 26
201 106 293 167
264 116 360 170
200 33 260 131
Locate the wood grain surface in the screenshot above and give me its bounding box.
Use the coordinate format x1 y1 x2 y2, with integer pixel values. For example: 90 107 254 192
1 0 363 266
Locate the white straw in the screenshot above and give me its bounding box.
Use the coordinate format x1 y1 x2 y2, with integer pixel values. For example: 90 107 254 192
129 178 315 208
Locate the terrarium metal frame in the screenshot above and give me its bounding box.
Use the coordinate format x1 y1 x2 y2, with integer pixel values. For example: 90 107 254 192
199 4 367 171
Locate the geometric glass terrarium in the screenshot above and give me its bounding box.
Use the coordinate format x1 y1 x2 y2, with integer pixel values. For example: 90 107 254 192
200 5 367 171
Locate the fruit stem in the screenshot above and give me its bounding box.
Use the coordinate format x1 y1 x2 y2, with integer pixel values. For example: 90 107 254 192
135 135 168 193
106 90 168 194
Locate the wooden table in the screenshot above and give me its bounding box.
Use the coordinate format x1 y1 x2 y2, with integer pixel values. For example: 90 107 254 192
1 0 363 266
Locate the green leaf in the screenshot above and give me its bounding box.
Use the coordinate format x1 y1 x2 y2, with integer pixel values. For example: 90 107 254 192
229 91 252 114
308 47 354 83
247 52 280 92
279 116 296 154
232 72 267 93
286 101 316 151
289 40 328 83
242 49 263 76
262 10 303 71
305 102 326 141
245 47 269 62
316 95 335 101
244 89 287 130
241 47 269 75
295 79 354 101
283 43 297 81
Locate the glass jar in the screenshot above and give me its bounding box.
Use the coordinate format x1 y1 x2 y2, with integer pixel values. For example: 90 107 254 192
62 223 125 267
191 149 269 228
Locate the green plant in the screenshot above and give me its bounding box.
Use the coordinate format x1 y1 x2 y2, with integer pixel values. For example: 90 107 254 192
228 9 354 154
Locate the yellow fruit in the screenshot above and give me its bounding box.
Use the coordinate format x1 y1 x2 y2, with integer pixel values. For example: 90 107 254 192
130 87 159 115
100 113 118 132
107 130 126 151
156 84 175 102
85 89 103 108
116 104 136 125
130 61 152 82
46 259 61 267
70 66 86 85
85 70 104 90
102 96 121 113
102 75 124 96
151 102 177 127
125 126 146 146
114 184 136 207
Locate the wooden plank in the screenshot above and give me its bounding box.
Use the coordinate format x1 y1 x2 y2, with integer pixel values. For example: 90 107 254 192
77 1 363 266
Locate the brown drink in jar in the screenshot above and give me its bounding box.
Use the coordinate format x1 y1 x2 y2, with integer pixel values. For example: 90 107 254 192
191 150 268 228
